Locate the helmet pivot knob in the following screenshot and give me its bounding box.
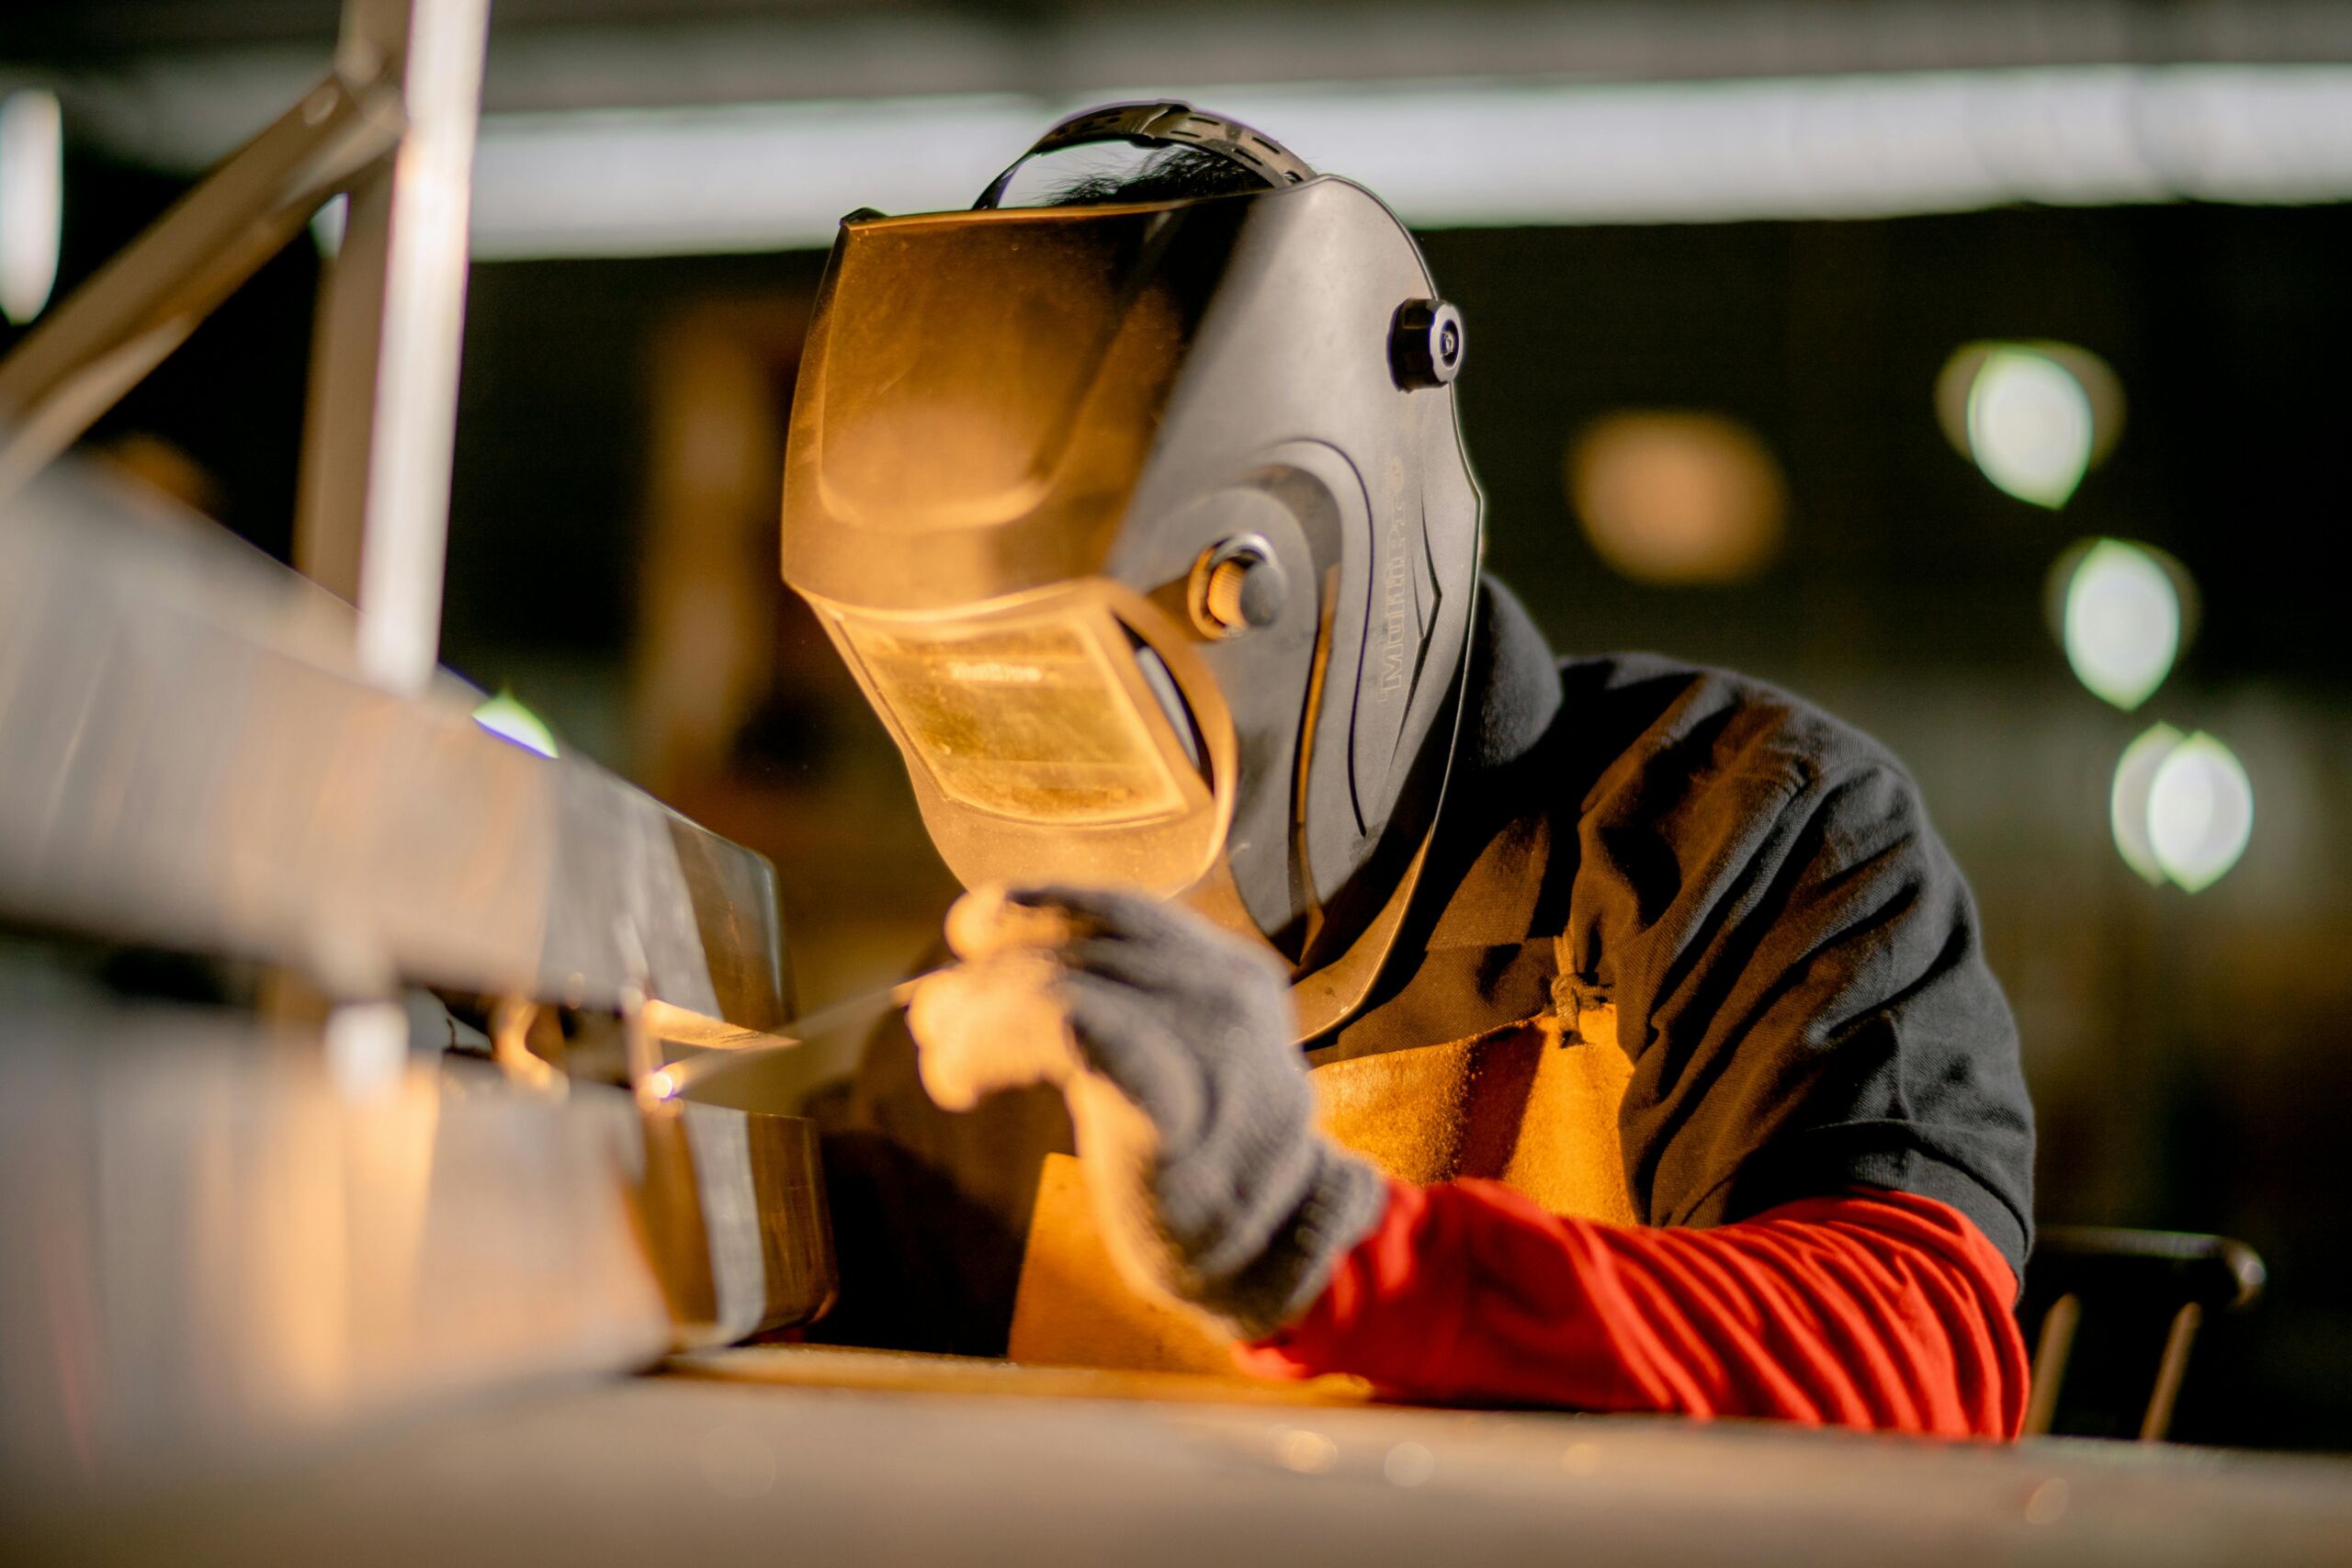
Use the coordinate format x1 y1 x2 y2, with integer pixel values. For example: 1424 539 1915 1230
1390 299 1465 389
1192 536 1286 637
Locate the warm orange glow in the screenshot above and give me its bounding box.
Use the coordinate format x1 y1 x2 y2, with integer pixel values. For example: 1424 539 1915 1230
1566 412 1787 585
838 609 1189 826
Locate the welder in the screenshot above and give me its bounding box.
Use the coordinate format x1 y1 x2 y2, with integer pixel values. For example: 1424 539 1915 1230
782 103 2035 1437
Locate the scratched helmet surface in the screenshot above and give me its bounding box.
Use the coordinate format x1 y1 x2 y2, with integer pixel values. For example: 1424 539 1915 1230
781 103 1482 1023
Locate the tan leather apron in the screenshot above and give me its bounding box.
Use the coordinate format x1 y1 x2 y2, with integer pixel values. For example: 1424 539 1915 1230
1007 807 1636 1372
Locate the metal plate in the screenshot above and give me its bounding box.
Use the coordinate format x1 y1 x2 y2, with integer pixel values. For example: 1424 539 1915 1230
0 987 831 1497
0 462 789 1027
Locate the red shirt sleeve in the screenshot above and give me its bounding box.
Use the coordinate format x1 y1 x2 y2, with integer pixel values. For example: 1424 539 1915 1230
1236 1179 2029 1439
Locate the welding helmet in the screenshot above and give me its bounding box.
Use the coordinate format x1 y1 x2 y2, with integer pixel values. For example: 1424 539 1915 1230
781 103 1481 1028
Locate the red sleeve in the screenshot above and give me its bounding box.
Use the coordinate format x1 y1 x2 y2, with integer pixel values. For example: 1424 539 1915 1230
1236 1179 2029 1438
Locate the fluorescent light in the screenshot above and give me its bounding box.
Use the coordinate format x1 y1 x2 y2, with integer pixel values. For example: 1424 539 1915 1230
471 94 1041 260
0 88 63 322
464 65 2352 259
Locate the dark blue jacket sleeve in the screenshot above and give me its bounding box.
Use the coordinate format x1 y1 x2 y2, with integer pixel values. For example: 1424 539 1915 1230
1555 656 2036 1280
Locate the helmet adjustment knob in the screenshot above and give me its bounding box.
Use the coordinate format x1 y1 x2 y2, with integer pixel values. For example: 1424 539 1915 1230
1191 536 1286 637
1390 299 1465 390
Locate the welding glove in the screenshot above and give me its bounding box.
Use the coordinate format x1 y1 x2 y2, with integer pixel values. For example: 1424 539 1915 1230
907 884 1387 1340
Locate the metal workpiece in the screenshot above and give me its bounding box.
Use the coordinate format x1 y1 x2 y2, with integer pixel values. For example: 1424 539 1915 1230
0 463 827 1497
0 994 663 1493
0 0 839 1516
0 463 791 1029
0 986 831 1498
636 1097 834 1349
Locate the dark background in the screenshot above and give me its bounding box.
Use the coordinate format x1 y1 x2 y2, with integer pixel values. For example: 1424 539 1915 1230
9 0 2351 1451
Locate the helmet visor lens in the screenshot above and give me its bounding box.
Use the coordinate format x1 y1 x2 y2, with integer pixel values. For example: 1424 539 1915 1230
836 608 1190 826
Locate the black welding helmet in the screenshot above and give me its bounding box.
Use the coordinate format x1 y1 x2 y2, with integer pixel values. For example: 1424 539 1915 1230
780 103 1482 1032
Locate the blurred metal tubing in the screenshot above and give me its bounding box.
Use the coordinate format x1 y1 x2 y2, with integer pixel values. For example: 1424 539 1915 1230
462 64 2352 259
0 991 830 1496
1 0 490 699
0 462 789 1028
0 70 400 500
294 0 489 697
0 998 659 1493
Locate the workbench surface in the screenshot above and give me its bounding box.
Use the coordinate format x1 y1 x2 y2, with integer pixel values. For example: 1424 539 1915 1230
12 1347 2350 1566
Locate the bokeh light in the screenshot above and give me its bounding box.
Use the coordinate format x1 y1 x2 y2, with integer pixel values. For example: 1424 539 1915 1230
1566 412 1788 585
2148 733 2254 893
0 88 63 325
2110 724 2254 892
1968 348 2093 507
472 689 560 757
1936 341 2123 510
2110 723 2183 886
2060 538 2183 710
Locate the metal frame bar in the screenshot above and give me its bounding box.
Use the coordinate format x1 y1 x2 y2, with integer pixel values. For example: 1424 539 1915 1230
2021 1291 2079 1438
297 0 491 693
0 73 401 499
0 0 489 696
2141 1302 2204 1441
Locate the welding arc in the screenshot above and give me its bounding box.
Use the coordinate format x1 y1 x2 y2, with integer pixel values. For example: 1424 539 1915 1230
650 976 927 1099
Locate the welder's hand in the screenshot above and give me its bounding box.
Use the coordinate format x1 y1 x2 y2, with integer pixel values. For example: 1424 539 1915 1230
906 884 1387 1339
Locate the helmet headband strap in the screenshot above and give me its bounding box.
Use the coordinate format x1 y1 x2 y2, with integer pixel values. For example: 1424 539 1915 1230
974 100 1317 209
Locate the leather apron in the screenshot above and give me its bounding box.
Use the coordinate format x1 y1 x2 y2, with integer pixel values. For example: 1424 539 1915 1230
1005 796 1637 1372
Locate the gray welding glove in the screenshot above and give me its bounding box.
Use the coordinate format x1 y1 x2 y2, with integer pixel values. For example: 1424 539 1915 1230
907 884 1387 1340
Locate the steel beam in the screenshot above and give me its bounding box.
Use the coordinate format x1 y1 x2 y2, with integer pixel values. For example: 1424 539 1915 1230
0 462 792 1030
0 986 830 1496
